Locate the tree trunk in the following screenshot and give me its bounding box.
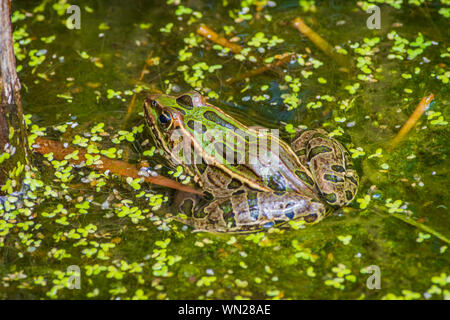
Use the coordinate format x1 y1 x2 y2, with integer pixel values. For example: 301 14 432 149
0 0 29 194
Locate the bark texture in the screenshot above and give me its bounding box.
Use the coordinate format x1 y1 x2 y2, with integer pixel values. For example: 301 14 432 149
0 0 29 192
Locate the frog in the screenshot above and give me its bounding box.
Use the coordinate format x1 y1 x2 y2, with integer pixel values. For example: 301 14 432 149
143 91 359 233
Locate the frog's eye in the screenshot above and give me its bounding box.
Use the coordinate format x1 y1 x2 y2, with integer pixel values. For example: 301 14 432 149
176 95 194 109
159 111 172 127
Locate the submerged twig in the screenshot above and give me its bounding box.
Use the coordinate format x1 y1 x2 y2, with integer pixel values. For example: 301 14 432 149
226 52 295 84
292 17 350 72
197 24 262 64
123 50 155 126
389 94 434 150
197 24 244 54
374 205 450 245
198 25 297 84
390 212 450 245
33 137 203 195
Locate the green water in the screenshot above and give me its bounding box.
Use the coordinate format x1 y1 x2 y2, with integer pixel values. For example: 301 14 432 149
1 0 449 299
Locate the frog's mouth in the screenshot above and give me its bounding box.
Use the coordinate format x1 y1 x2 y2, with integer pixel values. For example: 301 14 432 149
143 98 166 151
143 96 160 126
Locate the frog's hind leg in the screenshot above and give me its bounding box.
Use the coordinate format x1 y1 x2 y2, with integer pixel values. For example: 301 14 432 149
291 129 326 166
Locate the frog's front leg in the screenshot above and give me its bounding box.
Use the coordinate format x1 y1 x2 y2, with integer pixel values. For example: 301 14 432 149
185 191 327 233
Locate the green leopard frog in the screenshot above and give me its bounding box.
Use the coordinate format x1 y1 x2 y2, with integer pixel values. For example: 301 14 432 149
144 92 359 232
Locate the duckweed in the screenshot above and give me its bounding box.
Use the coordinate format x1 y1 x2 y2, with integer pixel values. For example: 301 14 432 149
1 0 448 301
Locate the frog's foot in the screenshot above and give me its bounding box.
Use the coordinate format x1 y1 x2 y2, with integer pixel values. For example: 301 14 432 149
173 191 203 215
171 190 230 232
190 200 231 233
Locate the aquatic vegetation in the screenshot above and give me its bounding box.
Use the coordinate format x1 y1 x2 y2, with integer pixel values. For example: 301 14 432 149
0 0 448 301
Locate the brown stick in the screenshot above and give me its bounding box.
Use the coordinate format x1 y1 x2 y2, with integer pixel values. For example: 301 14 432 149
197 25 243 54
123 51 155 125
33 137 203 195
389 94 435 150
226 52 295 84
292 17 350 72
197 24 262 65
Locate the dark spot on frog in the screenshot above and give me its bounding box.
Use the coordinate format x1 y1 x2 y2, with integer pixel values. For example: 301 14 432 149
176 95 194 109
263 222 274 228
345 190 353 201
285 211 295 220
323 192 337 204
203 111 238 131
187 120 206 133
196 163 207 174
324 174 345 183
331 164 345 173
247 192 260 221
304 213 318 223
347 175 358 186
228 178 242 189
308 145 332 162
295 170 315 187
267 173 287 192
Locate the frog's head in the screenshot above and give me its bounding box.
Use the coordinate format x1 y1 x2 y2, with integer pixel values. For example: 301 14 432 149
144 91 207 159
